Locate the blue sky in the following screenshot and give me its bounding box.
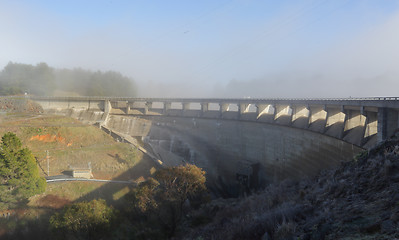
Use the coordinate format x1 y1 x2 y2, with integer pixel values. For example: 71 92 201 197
1 0 399 97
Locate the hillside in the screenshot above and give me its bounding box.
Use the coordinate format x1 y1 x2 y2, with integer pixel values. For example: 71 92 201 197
0 112 158 179
0 109 160 238
0 111 157 203
183 132 399 240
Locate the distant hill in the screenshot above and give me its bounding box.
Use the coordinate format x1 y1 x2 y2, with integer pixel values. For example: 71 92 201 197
0 62 136 97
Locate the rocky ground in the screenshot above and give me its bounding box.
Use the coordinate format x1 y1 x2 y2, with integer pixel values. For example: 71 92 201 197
0 97 43 113
182 132 399 240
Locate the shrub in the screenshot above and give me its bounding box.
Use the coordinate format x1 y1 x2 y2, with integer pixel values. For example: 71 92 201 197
49 199 116 240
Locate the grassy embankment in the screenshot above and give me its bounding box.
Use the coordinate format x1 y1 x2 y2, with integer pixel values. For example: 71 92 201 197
0 112 159 238
0 113 156 210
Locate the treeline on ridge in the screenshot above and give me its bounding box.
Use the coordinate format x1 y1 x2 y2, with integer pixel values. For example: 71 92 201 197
0 62 136 97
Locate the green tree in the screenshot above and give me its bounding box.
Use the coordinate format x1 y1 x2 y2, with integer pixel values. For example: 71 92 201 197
31 62 56 95
0 132 46 209
0 62 56 96
129 164 207 237
128 177 159 215
49 199 116 240
0 62 136 96
86 70 136 96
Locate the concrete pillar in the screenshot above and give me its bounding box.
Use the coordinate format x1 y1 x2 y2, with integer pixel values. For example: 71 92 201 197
238 103 249 119
144 102 152 115
146 102 153 109
270 105 277 121
163 102 171 115
201 102 209 113
126 102 131 114
183 102 191 111
308 105 328 133
344 109 366 132
291 105 310 122
325 107 345 127
359 112 370 146
364 111 378 138
219 103 229 116
256 104 267 116
256 104 274 119
308 106 327 125
104 100 112 113
378 108 388 142
274 105 292 120
340 107 349 139
359 106 367 145
360 106 365 116
377 108 399 142
239 103 249 114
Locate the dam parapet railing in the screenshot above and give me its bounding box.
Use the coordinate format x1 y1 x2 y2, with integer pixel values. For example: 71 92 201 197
27 96 399 148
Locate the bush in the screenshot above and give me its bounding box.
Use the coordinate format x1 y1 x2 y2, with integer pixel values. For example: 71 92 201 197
49 199 116 240
127 164 208 238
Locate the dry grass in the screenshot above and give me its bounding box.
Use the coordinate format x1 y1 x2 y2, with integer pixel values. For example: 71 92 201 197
0 114 142 179
0 114 158 211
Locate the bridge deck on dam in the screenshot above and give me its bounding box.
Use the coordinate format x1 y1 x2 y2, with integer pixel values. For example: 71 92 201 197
30 96 399 148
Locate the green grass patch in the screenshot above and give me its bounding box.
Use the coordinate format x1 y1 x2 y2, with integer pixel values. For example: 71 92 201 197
45 182 106 201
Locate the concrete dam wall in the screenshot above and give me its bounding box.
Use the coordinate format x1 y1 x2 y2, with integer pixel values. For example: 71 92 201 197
66 110 363 197
31 97 373 197
135 116 362 197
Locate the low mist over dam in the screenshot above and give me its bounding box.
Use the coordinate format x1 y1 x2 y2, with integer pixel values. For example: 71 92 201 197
31 96 399 196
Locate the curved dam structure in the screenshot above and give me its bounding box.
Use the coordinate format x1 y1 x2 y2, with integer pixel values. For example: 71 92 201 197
134 116 362 197
30 96 399 196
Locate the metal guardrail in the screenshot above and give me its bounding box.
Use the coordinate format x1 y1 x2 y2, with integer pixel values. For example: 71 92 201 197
23 96 399 103
24 95 399 102
46 178 134 184
1 95 399 102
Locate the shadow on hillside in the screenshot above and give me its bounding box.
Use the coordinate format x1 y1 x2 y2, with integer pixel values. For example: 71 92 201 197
73 153 159 206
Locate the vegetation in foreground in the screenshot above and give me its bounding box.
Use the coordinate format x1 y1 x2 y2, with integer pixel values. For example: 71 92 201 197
181 133 399 240
43 164 208 240
0 129 208 240
0 132 46 210
0 113 158 239
125 164 208 238
3 130 399 239
49 199 116 240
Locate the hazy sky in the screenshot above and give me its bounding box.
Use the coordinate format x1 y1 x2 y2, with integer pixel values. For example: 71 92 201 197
1 0 399 98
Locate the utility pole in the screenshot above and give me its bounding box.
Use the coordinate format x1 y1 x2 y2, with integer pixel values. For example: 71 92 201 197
46 150 49 176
